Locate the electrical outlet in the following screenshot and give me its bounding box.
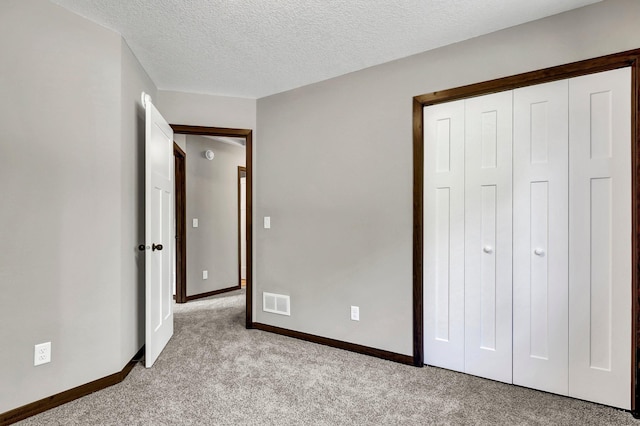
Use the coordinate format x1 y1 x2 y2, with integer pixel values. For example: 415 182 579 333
203 270 208 280
34 342 51 366
350 306 360 321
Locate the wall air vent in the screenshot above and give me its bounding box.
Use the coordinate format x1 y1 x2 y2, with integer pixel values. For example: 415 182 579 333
263 292 290 316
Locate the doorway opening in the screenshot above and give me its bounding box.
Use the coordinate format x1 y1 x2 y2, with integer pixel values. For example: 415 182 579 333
171 125 253 328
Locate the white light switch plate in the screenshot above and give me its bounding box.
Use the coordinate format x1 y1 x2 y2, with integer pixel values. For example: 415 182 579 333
350 306 360 321
193 218 199 228
203 270 208 280
264 216 271 229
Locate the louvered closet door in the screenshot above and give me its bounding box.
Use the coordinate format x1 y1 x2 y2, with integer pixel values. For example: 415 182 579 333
512 80 569 395
568 67 631 409
423 100 465 372
464 91 513 383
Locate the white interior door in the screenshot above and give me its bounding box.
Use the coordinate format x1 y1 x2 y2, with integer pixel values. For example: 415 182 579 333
512 80 569 395
240 176 247 280
423 100 465 372
568 67 631 409
421 67 632 409
464 91 513 383
144 93 174 368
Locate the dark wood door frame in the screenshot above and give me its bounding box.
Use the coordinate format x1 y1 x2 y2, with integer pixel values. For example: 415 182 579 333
173 143 187 304
237 166 247 287
413 48 640 413
170 125 254 328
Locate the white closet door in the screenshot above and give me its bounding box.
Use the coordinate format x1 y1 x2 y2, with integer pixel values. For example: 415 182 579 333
464 91 513 383
568 67 631 409
423 100 465 372
512 80 569 394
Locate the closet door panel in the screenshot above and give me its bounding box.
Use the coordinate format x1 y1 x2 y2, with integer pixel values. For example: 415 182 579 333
513 80 569 395
568 67 631 409
464 91 513 383
423 100 465 371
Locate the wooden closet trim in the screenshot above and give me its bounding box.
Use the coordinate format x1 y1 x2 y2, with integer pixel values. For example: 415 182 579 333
412 48 640 413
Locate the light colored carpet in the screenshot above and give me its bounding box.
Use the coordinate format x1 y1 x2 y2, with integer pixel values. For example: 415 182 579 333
17 289 637 425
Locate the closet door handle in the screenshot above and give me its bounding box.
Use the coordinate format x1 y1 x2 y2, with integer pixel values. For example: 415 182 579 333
483 246 493 254
534 248 546 257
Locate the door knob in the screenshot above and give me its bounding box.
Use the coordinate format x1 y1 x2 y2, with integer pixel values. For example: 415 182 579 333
534 248 545 256
152 243 163 251
483 246 493 254
138 244 146 251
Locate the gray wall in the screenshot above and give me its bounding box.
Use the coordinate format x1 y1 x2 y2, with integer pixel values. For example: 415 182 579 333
3 0 640 416
155 90 256 193
185 136 245 296
157 90 256 130
0 0 154 412
254 0 640 355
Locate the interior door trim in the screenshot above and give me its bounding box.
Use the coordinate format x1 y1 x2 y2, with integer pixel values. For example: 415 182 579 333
170 125 254 329
173 142 187 304
412 48 640 413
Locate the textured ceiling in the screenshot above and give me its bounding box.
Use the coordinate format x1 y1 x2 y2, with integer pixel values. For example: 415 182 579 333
50 0 600 98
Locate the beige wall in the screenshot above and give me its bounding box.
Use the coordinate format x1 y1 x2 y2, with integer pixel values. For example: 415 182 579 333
0 0 257 413
0 0 152 412
254 0 640 355
157 90 256 131
0 0 258 415
3 0 640 416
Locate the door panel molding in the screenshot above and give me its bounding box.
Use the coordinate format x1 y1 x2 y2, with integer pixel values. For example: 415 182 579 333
423 100 465 372
145 99 174 368
568 68 632 408
512 80 569 395
463 91 513 383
